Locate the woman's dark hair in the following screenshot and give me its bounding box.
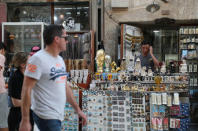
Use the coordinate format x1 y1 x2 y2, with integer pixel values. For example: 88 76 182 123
0 42 7 50
43 24 64 46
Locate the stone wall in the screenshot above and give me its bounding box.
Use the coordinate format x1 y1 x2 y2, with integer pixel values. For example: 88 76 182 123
0 0 87 2
0 3 6 42
104 0 198 61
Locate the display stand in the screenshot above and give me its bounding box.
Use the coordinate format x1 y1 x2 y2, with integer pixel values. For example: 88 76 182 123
62 88 79 131
179 26 198 125
81 73 189 131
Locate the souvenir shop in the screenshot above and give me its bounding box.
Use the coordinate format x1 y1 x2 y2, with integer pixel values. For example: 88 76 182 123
1 2 198 131
1 21 196 131
61 24 197 131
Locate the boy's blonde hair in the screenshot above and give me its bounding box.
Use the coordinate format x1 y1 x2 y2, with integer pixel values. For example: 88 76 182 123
12 52 28 68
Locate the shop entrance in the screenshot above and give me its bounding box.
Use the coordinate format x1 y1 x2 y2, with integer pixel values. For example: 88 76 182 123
120 22 198 128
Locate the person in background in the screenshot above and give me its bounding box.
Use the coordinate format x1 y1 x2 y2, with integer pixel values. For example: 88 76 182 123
19 24 87 131
29 46 40 56
8 52 34 131
0 42 9 131
136 41 159 71
0 43 9 131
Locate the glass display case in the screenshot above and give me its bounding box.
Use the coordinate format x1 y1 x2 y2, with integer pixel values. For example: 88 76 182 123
2 22 46 65
54 2 90 31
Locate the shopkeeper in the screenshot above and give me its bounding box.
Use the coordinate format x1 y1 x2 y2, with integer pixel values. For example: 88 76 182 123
136 41 159 71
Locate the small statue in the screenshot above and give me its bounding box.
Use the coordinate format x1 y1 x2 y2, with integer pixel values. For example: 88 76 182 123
96 49 105 73
148 68 153 76
180 60 187 73
120 59 126 71
141 66 147 76
160 62 166 74
134 58 141 75
111 61 117 73
104 55 111 72
154 76 162 91
116 67 121 72
135 58 141 70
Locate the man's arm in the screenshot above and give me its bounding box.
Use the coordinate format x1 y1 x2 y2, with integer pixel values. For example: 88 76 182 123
19 76 37 131
150 46 159 67
66 81 87 126
11 98 21 107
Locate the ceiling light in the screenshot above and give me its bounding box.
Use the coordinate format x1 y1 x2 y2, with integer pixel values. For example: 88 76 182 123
59 14 64 19
161 0 168 3
54 16 57 21
23 10 27 15
74 34 78 38
153 30 159 33
146 0 160 13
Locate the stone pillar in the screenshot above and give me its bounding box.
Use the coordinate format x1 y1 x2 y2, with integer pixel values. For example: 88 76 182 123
0 2 7 42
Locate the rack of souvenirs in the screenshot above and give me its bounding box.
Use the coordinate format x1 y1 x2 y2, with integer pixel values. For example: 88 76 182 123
62 70 190 131
81 90 189 131
90 72 188 92
61 49 190 131
84 71 189 131
62 87 79 131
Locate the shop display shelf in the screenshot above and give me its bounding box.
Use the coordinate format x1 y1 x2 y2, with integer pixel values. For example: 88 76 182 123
180 34 198 37
94 81 189 85
180 48 197 50
181 42 198 44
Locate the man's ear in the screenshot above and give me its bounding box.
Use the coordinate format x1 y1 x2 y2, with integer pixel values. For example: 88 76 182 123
54 36 59 40
54 36 60 43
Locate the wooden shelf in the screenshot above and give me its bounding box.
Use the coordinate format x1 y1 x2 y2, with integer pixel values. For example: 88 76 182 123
180 42 198 44
180 48 197 50
180 34 198 37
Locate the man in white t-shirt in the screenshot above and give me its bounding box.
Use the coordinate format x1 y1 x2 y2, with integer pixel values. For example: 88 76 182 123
19 25 87 131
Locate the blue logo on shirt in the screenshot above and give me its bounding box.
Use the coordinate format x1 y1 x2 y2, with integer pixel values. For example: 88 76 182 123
49 67 68 81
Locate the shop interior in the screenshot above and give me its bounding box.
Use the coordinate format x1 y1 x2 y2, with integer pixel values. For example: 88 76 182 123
120 19 198 127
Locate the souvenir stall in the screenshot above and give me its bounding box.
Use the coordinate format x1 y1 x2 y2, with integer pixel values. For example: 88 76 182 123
64 24 191 131
80 48 189 131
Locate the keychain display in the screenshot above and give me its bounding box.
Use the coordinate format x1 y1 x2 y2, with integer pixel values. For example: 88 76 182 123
131 92 146 131
82 91 146 131
62 89 79 131
150 92 189 131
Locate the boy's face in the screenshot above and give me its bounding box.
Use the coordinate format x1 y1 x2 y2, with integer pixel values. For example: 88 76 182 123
0 49 5 55
141 44 150 56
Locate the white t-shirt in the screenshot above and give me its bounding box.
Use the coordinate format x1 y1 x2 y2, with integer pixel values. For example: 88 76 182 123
25 50 67 120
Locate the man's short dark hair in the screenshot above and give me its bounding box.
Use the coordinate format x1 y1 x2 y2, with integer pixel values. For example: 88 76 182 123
43 24 64 45
0 42 7 50
141 40 151 46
